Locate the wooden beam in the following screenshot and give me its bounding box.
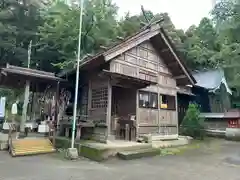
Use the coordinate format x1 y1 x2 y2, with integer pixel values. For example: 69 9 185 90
100 46 108 50
167 61 179 67
174 75 187 79
160 48 170 53
106 79 112 140
117 36 124 40
140 21 147 26
160 31 195 85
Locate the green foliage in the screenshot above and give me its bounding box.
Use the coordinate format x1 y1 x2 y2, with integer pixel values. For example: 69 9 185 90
0 0 240 97
0 0 44 67
36 0 120 72
180 103 205 139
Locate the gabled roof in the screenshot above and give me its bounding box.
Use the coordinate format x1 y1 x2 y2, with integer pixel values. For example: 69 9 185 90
1 64 63 81
61 23 196 86
193 69 232 94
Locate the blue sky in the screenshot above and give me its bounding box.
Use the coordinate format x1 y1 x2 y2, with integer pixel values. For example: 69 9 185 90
112 0 214 30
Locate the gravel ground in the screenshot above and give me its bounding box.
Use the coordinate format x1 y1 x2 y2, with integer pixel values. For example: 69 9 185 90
0 139 239 180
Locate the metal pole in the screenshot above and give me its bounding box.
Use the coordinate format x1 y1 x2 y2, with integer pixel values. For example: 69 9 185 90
71 0 84 148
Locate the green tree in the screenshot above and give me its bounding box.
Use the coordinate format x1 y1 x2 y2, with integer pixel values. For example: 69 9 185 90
0 0 43 67
181 103 205 139
36 0 120 71
212 0 240 88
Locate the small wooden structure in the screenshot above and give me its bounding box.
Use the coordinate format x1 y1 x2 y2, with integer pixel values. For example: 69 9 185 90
225 109 240 128
61 24 195 142
0 64 66 134
199 109 240 138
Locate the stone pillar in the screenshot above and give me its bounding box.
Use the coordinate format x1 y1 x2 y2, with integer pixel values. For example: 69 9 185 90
65 128 69 138
76 126 81 140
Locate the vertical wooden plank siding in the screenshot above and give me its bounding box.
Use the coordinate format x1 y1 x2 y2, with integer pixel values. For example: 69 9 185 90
87 80 92 116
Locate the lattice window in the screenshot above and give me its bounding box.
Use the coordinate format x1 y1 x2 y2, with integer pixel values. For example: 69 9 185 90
91 87 108 108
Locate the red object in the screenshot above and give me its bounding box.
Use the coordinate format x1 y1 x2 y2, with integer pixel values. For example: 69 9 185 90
225 109 240 128
228 119 240 128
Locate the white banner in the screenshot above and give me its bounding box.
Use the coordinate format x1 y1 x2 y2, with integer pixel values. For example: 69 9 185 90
0 97 6 118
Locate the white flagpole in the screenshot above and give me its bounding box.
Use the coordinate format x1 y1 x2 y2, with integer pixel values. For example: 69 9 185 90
71 0 84 148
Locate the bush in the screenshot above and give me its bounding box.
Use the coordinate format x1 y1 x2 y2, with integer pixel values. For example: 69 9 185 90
180 103 205 139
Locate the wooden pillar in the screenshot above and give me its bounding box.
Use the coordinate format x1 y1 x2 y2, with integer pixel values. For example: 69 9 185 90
157 85 161 134
136 90 139 139
53 81 60 147
29 84 35 122
175 94 179 136
106 79 113 140
54 81 60 127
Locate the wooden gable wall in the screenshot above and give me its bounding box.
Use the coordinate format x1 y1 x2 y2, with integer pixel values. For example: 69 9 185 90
109 40 178 136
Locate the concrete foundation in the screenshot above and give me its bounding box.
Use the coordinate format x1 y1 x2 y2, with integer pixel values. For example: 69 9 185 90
66 148 79 160
225 128 240 141
152 136 193 148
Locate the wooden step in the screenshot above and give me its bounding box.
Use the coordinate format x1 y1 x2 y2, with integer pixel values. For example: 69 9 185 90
118 148 160 160
12 148 55 157
10 138 55 157
13 143 52 148
13 146 54 151
13 146 55 152
12 139 51 145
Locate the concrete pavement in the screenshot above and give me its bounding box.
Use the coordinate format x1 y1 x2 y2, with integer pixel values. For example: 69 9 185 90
0 139 239 180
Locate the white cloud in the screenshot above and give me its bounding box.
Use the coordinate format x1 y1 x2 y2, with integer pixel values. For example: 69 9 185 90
112 0 213 30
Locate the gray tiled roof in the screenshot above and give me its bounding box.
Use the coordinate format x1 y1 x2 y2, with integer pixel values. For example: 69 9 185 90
193 69 232 94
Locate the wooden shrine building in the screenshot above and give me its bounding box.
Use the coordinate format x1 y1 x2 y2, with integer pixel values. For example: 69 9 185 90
61 23 196 142
178 69 232 126
0 64 66 125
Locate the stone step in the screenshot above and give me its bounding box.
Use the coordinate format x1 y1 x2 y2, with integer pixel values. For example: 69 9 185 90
117 148 160 160
115 143 152 152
